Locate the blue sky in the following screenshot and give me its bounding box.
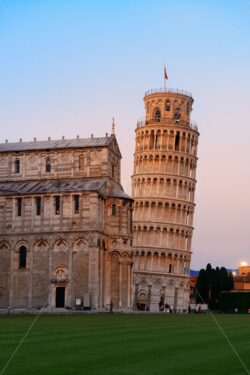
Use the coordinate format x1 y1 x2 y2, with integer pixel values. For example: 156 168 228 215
1 0 250 269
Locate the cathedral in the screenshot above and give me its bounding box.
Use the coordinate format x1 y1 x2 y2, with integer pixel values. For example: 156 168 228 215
0 131 133 311
0 87 199 312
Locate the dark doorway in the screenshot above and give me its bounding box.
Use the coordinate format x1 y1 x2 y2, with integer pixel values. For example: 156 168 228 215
137 303 146 311
56 287 65 308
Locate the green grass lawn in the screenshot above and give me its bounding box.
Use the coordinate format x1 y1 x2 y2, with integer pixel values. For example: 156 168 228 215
0 314 250 375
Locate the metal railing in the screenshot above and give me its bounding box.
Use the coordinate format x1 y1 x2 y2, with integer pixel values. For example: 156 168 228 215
136 118 198 132
145 87 193 98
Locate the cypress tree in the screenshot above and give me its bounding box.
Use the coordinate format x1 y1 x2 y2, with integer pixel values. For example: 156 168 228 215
205 263 212 302
220 267 229 291
195 265 234 309
196 268 206 303
209 268 216 309
228 272 234 291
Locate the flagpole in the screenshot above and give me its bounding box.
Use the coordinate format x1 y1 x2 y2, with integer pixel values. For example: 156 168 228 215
163 64 166 91
164 64 166 91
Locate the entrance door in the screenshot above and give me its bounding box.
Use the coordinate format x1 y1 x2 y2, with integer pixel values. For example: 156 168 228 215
56 287 65 308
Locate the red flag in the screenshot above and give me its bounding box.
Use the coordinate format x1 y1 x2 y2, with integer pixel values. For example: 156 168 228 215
164 66 168 80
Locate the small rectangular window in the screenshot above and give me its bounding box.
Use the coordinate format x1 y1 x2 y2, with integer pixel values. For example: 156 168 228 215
111 204 116 216
45 156 51 173
16 198 22 216
73 195 80 214
36 197 41 216
79 155 84 170
15 159 20 173
54 196 60 215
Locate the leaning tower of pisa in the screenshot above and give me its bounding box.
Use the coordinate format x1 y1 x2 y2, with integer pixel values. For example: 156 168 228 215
132 88 199 312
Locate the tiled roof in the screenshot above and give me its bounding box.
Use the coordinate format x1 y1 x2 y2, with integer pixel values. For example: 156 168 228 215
0 178 106 195
0 137 112 153
0 178 133 200
110 185 132 200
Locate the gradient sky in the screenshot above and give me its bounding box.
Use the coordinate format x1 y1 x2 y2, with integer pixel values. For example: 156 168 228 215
1 0 250 269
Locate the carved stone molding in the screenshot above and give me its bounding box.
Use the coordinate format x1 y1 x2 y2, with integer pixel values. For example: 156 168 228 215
53 239 68 252
51 266 69 284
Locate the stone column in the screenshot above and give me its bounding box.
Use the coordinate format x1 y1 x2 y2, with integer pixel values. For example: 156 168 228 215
68 238 73 308
99 247 103 308
48 241 53 309
147 285 152 311
28 242 33 309
150 254 154 271
127 263 131 308
162 285 166 308
119 260 123 308
133 282 139 310
9 244 14 308
104 256 111 309
88 243 99 309
157 254 160 271
174 287 178 313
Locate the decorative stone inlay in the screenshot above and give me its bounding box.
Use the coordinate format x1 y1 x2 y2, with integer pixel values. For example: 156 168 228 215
6 199 12 207
35 239 48 254
73 238 88 252
51 267 69 284
53 239 68 252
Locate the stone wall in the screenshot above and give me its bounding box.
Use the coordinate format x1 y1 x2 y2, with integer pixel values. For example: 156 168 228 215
0 136 133 311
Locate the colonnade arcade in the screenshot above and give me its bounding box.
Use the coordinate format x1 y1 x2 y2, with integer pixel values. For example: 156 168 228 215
132 176 196 202
133 273 190 312
133 224 192 252
134 250 191 275
134 153 197 179
135 128 198 156
133 200 194 227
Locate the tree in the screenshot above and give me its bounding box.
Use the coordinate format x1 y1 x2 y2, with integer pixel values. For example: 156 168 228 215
209 268 216 309
196 268 207 303
195 264 234 310
214 267 220 308
228 272 234 291
220 267 229 292
205 263 212 302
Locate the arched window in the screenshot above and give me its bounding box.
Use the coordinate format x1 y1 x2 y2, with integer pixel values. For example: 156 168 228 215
35 197 41 216
79 154 84 170
175 131 180 151
165 100 171 111
174 108 181 123
111 204 116 216
73 195 80 214
16 198 22 216
54 196 60 215
19 246 27 269
153 108 161 122
15 159 20 173
45 156 51 173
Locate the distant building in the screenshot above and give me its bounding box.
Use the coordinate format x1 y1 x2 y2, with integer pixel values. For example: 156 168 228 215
0 134 133 311
132 88 199 312
234 265 250 291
